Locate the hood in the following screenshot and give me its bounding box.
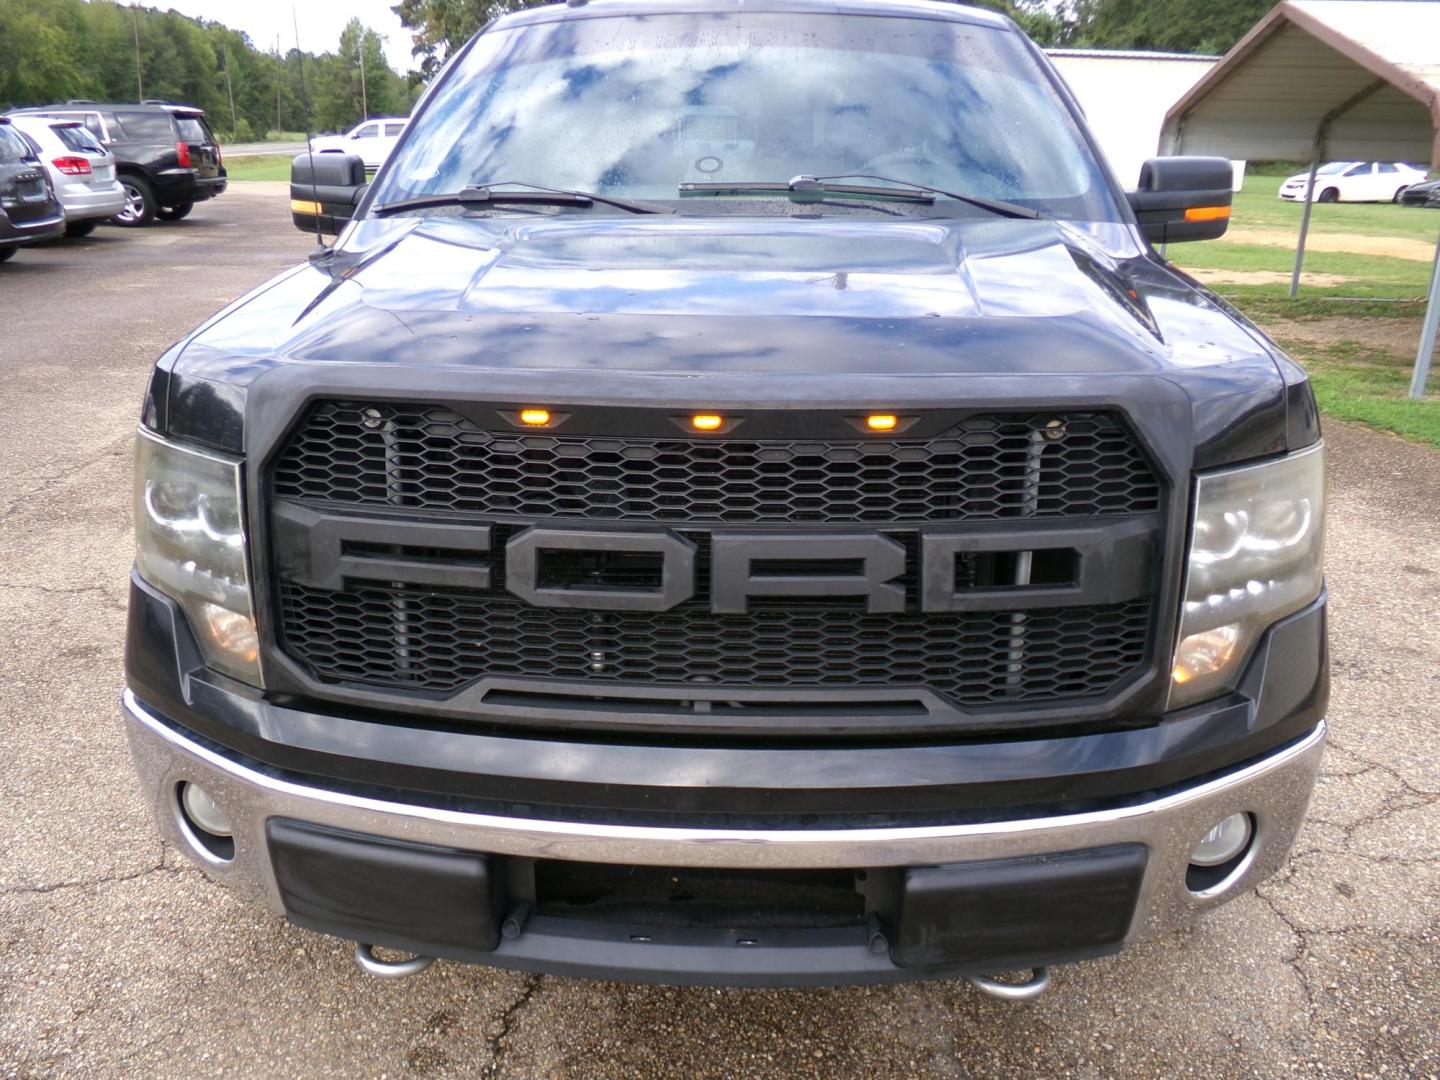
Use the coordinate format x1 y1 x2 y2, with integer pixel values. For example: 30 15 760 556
164 213 1296 466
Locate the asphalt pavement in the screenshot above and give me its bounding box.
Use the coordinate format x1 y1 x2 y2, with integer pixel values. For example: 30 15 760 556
0 185 1436 1078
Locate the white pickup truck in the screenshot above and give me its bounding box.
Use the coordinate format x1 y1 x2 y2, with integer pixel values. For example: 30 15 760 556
309 118 407 171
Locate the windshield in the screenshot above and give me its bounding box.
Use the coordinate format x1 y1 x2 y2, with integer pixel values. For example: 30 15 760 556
1317 162 1356 175
370 12 1120 220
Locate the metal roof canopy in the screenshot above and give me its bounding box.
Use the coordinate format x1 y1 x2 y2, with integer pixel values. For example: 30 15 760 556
1162 0 1440 399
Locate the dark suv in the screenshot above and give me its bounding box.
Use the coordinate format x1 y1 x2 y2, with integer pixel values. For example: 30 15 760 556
0 117 63 261
124 0 1328 995
10 101 225 226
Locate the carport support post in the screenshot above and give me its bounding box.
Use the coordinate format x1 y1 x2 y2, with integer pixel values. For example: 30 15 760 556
1288 155 1321 298
1409 233 1440 399
1289 80 1387 299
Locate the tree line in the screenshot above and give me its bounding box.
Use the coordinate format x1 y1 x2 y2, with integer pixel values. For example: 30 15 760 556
391 0 1276 75
0 0 419 139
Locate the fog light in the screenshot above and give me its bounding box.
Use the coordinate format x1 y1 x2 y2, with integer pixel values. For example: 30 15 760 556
1189 812 1252 868
180 782 232 838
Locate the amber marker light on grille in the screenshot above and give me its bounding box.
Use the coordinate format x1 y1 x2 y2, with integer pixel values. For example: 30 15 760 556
866 414 899 432
519 408 552 426
691 414 724 431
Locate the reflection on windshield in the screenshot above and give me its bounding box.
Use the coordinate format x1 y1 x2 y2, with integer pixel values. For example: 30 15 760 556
373 13 1119 221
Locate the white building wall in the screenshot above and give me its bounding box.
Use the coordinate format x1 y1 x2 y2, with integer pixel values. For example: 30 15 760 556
1047 51 1218 188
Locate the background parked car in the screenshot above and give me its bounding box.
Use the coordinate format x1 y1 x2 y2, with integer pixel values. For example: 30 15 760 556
1400 177 1440 208
0 117 64 262
308 118 407 170
1278 160 1427 203
8 101 226 226
5 115 125 237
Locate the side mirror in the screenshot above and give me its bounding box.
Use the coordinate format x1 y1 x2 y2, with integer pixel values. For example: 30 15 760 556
1128 157 1233 244
290 153 367 235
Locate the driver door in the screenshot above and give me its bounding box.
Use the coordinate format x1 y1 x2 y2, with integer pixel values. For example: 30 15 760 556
349 123 380 164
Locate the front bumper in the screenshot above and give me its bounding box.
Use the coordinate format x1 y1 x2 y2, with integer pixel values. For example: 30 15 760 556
124 689 1324 985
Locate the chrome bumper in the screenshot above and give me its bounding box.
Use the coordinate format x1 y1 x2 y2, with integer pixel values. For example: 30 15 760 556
123 689 1324 945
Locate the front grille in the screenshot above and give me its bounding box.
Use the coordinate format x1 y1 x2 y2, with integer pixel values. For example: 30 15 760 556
278 579 1152 707
268 401 1164 722
273 403 1160 524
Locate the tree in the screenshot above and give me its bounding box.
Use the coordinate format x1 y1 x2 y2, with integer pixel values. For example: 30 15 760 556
0 0 412 139
392 0 551 78
1071 0 1270 53
0 0 94 106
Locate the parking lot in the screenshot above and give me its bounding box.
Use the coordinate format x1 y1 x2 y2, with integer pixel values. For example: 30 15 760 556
0 184 1437 1078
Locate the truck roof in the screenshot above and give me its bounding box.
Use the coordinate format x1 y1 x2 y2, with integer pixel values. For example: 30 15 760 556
493 0 1014 33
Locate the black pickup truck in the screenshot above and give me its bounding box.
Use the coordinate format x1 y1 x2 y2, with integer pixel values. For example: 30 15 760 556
124 0 1327 995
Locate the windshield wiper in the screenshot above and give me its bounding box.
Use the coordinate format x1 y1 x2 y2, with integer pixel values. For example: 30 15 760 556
679 174 1042 220
373 181 675 217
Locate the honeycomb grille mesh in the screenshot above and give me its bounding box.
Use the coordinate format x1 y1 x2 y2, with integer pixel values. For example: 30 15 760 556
272 403 1160 524
277 580 1152 706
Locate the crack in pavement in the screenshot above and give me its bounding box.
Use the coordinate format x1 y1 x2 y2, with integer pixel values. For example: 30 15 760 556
0 435 132 521
1254 887 1320 1022
1327 738 1440 799
484 973 544 1078
0 858 198 898
0 583 124 599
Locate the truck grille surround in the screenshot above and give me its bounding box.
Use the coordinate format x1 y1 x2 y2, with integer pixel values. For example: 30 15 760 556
268 402 1164 727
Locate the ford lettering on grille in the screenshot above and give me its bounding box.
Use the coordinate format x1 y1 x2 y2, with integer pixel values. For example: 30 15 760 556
271 503 1154 616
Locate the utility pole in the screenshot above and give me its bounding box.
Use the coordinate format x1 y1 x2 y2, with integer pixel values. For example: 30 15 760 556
275 36 283 134
222 46 237 134
132 6 144 100
357 37 369 121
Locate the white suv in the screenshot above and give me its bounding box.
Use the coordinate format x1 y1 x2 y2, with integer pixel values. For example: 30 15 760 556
6 115 125 237
309 119 408 171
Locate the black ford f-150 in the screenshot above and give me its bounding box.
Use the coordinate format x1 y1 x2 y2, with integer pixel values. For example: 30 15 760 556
123 0 1327 995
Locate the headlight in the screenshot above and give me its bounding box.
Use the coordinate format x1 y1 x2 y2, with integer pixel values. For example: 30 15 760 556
1170 444 1325 709
134 429 262 685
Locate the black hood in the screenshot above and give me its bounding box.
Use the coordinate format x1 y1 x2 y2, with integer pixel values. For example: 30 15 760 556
158 214 1309 467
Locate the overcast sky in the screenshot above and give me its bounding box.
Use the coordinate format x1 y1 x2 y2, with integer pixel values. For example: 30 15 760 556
159 0 419 74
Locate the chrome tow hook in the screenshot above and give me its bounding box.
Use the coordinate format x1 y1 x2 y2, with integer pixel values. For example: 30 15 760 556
353 943 436 979
965 967 1050 1001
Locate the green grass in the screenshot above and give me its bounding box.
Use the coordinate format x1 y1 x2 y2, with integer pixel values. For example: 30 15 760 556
1176 242 1434 297
1269 337 1440 448
1233 160 1440 238
1229 186 1440 239
224 154 294 182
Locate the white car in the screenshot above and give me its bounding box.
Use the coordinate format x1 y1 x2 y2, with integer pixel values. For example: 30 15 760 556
5 114 125 237
1278 161 1427 204
309 118 408 171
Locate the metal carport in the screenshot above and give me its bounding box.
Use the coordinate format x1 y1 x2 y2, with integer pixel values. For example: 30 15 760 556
1160 0 1440 398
